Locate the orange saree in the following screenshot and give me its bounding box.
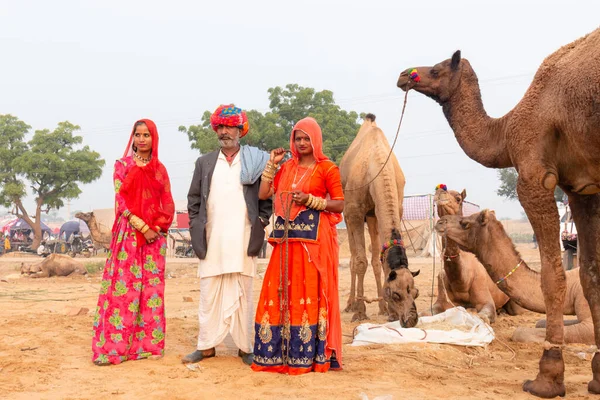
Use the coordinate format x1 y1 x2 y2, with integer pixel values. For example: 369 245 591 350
251 159 344 375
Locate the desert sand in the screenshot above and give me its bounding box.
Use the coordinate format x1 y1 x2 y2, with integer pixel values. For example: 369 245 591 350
0 244 595 400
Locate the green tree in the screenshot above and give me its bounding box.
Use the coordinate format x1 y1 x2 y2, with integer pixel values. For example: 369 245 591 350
0 115 105 247
497 168 565 202
179 84 362 164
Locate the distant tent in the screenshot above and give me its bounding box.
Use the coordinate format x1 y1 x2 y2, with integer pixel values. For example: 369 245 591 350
400 194 480 257
60 220 91 241
0 216 18 233
8 218 52 234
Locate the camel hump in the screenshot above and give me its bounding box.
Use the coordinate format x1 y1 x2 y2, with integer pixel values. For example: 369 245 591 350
365 113 376 122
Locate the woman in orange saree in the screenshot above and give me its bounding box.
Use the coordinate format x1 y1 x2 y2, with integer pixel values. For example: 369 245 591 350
251 117 344 375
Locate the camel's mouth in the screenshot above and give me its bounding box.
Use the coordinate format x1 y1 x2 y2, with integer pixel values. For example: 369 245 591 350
397 71 410 91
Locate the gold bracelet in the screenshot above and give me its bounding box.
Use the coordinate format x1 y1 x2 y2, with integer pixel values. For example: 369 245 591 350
129 214 149 233
261 171 275 183
315 197 323 210
140 224 150 234
315 196 324 210
322 198 328 211
306 194 315 208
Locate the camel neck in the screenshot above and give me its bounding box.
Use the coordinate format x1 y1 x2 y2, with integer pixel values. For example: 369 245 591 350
441 64 512 169
476 221 546 313
442 239 467 283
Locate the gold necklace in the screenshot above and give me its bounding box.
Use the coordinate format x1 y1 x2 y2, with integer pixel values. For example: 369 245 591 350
133 152 151 164
291 161 316 189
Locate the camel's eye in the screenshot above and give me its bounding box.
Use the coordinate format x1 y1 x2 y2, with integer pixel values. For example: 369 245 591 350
430 69 439 78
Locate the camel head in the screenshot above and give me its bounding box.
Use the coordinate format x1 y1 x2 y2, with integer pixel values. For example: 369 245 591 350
435 209 497 252
75 212 93 222
397 50 464 104
434 185 467 217
382 229 420 327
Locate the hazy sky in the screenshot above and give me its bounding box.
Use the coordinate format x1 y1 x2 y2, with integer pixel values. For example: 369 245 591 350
1 0 599 220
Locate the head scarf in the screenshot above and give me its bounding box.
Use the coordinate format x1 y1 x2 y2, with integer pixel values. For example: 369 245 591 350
210 104 249 137
274 117 330 220
288 117 328 162
118 119 175 245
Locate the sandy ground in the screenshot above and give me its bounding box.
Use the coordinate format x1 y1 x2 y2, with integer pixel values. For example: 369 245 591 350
0 245 596 400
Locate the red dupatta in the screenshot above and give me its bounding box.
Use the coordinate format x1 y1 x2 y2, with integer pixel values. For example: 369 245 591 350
119 119 175 245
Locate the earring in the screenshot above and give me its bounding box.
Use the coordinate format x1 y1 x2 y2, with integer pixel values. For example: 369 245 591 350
132 144 138 152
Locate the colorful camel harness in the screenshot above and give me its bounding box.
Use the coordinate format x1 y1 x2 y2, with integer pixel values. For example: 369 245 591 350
495 259 524 285
380 239 405 264
408 68 421 83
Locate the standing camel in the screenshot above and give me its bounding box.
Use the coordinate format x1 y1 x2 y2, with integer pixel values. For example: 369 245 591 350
75 212 111 250
398 28 600 398
339 114 415 324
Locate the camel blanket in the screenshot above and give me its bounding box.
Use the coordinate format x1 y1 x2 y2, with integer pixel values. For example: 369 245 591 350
351 307 494 347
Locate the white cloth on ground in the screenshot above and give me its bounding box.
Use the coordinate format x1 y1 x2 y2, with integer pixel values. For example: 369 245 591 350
351 307 495 347
198 151 256 278
196 273 254 353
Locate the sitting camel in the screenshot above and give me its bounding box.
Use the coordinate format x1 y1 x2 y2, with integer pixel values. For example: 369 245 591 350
20 253 88 278
436 210 593 345
432 186 522 323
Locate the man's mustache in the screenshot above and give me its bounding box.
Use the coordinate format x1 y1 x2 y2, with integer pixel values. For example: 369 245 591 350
218 135 234 140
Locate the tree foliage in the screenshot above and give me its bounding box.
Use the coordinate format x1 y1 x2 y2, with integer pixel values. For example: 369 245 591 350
179 84 362 164
497 168 565 202
0 115 105 247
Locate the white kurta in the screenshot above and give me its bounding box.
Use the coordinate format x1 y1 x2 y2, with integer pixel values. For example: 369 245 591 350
196 151 256 352
198 152 256 278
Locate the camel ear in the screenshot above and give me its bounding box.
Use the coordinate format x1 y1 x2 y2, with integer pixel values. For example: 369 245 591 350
479 209 491 225
411 269 420 278
451 50 461 70
461 189 467 200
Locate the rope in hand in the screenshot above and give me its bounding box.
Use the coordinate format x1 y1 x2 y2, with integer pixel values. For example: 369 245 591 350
277 191 294 365
344 87 411 191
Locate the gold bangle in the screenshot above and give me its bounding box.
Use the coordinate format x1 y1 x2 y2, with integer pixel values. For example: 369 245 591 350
305 194 314 208
315 196 323 210
129 214 149 233
140 224 150 234
322 198 328 211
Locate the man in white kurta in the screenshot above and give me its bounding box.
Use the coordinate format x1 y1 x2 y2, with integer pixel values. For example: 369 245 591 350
183 104 271 366
196 151 256 355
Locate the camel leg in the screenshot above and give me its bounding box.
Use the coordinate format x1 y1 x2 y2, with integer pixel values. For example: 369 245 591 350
503 300 526 316
513 320 595 345
535 319 580 328
518 176 566 398
344 258 357 312
569 193 600 394
469 286 496 324
29 268 50 279
366 215 386 316
345 212 369 322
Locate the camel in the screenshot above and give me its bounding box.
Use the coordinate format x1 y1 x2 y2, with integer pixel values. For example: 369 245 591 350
75 212 111 250
20 253 88 278
436 210 593 347
398 28 600 397
432 186 522 323
382 229 420 327
339 113 416 325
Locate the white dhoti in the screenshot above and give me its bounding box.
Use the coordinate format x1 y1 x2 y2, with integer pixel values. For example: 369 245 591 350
195 152 257 354
197 273 254 353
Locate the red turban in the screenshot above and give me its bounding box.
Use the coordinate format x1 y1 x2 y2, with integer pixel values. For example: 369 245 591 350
210 104 249 137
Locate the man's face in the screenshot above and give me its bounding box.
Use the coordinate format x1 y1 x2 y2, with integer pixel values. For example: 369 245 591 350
216 125 241 150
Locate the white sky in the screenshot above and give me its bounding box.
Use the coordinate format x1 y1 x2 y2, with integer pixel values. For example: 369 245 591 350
1 0 598 219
